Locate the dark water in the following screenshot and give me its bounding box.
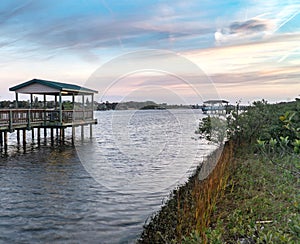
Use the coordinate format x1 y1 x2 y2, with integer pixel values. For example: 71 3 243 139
0 110 214 243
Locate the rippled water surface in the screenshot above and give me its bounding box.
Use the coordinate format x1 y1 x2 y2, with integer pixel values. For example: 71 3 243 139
0 110 212 243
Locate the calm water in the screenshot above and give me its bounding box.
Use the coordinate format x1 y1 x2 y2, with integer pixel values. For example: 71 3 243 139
0 110 214 243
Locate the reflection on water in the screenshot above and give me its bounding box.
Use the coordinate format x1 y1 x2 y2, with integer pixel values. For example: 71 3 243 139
0 110 213 243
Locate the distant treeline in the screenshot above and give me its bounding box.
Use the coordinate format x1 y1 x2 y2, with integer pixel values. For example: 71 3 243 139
0 99 250 111
97 101 191 110
0 99 190 110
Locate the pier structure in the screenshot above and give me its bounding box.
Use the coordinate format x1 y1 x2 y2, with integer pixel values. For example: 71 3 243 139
0 79 98 152
201 100 229 114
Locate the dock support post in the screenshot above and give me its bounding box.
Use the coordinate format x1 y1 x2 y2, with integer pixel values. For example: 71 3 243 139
44 128 47 138
17 130 20 144
72 126 75 145
9 110 13 132
51 128 54 145
4 131 8 152
60 128 65 144
81 125 84 141
23 129 26 146
32 128 35 142
56 128 59 141
59 92 62 124
37 128 41 145
90 124 93 139
0 131 3 147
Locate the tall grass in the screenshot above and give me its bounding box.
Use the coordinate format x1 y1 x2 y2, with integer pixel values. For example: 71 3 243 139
138 141 234 243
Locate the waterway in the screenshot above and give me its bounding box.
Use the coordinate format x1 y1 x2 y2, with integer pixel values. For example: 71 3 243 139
0 109 214 243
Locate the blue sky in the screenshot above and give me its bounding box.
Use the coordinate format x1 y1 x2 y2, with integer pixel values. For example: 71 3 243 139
0 0 299 103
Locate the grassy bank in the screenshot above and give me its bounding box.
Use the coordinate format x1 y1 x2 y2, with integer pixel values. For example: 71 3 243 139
138 99 299 243
184 148 299 243
184 99 300 243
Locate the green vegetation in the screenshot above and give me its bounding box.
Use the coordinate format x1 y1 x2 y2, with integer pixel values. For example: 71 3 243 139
195 116 227 144
183 98 300 243
138 99 299 243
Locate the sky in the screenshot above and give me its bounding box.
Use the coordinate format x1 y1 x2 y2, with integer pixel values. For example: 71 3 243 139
0 0 299 104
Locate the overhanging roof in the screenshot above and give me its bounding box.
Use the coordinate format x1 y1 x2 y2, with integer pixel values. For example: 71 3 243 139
203 100 229 104
9 79 98 95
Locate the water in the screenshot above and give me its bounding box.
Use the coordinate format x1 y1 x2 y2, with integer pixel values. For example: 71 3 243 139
0 110 214 243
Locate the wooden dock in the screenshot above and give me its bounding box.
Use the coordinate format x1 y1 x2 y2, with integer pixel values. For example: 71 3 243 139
0 109 96 151
0 78 98 153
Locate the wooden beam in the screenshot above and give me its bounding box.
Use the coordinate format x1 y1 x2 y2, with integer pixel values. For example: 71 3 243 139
4 131 8 153
43 94 46 108
0 131 3 147
30 94 33 109
81 125 84 140
16 130 20 144
9 110 12 132
23 129 26 146
15 92 19 109
43 94 47 125
37 128 40 145
59 92 62 124
31 128 34 141
55 95 58 110
60 128 64 144
90 124 93 139
51 128 54 145
72 126 75 145
82 94 85 120
91 94 94 119
27 110 31 129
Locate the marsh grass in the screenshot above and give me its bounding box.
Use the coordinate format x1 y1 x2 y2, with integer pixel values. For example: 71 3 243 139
189 148 300 243
137 141 234 243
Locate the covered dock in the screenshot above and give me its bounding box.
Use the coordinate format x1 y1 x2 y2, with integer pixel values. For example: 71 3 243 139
202 100 229 114
0 79 98 151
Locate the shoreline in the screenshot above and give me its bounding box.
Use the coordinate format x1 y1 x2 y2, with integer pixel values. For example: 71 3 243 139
137 141 233 243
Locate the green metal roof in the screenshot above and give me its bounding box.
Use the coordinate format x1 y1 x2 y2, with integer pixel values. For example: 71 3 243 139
9 79 98 94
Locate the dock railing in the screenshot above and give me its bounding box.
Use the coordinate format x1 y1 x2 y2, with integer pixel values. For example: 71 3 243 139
0 109 95 130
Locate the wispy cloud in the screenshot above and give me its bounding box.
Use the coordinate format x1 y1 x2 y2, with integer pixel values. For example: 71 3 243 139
215 18 273 45
0 0 299 102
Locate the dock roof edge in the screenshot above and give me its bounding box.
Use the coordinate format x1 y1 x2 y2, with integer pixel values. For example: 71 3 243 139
9 78 98 94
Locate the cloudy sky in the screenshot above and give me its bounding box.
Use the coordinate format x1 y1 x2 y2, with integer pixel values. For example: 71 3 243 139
0 0 299 104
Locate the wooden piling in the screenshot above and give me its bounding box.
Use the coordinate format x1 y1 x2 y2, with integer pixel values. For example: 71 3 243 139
4 131 8 152
51 128 54 145
17 130 20 144
37 128 41 145
60 128 65 144
0 132 3 147
23 129 26 146
90 124 93 139
81 125 84 141
62 128 64 143
32 128 35 141
72 126 75 145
